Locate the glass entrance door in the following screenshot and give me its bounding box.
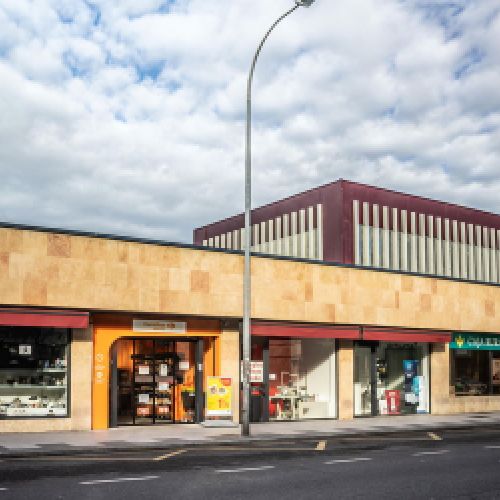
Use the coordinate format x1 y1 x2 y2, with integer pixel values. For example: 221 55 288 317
113 338 198 425
354 345 373 416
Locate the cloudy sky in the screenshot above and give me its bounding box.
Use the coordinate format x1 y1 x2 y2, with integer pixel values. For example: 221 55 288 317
1 1 500 243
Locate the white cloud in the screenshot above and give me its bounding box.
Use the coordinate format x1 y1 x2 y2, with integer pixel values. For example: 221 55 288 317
0 0 500 243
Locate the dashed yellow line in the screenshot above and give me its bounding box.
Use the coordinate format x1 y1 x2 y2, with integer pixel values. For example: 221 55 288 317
428 432 442 441
153 449 187 461
316 440 327 451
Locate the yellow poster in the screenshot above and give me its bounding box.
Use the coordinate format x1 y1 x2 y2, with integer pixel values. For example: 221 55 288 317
206 376 232 417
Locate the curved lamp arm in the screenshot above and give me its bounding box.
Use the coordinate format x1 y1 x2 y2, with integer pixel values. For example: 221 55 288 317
242 0 315 438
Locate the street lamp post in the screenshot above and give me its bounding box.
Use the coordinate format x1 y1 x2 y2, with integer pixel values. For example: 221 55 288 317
242 0 316 437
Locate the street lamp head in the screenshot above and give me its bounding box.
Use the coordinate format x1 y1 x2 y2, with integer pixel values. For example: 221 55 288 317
295 0 315 6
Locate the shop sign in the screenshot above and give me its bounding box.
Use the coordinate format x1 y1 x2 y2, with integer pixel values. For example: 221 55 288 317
132 319 187 333
250 361 264 383
206 376 232 417
450 333 500 351
240 360 264 383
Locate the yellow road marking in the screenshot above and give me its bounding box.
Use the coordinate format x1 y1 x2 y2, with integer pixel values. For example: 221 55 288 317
153 449 187 461
316 440 327 451
428 432 442 441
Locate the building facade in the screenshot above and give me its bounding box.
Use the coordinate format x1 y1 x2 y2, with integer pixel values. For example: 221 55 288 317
194 179 500 284
2 179 500 433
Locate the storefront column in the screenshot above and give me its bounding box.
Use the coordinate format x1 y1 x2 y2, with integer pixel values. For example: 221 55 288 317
338 340 354 420
430 343 450 414
70 326 93 430
220 322 240 423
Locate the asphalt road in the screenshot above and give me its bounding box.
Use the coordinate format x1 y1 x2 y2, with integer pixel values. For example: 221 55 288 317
2 427 500 499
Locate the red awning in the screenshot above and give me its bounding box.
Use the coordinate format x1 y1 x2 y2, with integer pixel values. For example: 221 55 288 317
363 328 451 343
252 322 361 340
0 308 89 329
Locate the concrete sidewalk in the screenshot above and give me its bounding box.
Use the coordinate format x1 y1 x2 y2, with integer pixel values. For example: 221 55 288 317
2 412 500 457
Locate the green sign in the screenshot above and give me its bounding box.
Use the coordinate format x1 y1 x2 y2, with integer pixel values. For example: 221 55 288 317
450 333 500 351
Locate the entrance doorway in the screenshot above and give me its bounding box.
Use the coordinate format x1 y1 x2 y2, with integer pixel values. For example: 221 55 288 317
354 342 429 417
110 338 204 426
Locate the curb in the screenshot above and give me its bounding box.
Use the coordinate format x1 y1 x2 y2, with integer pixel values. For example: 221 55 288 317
1 420 500 459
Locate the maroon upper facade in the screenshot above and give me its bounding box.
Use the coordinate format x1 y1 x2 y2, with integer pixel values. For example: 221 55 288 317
193 179 500 266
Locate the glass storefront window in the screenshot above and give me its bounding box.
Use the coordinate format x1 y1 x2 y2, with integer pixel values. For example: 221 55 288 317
354 342 429 416
451 350 500 396
268 338 336 420
0 327 69 418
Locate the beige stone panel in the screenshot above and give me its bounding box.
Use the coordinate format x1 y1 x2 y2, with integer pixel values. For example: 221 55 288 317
219 327 240 422
7 252 32 280
167 268 191 292
70 327 93 430
338 340 354 420
0 418 73 433
0 251 8 276
0 228 24 253
209 272 241 296
22 276 47 306
21 230 48 256
139 287 160 311
0 275 22 304
430 343 450 414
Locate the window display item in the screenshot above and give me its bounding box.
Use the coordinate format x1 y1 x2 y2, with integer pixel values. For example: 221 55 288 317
0 327 69 418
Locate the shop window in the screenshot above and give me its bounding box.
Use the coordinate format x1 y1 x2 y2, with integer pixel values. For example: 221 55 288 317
452 350 500 396
0 327 69 418
268 338 335 420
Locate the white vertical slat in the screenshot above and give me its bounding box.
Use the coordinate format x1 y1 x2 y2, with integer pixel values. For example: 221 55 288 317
427 215 435 275
239 228 245 251
260 221 267 254
444 219 451 277
468 224 475 280
483 227 490 282
202 239 208 247
476 225 483 281
226 232 232 250
382 206 390 269
353 200 361 265
373 204 380 268
392 207 399 271
435 217 443 275
299 208 307 258
220 233 226 249
268 219 275 255
283 213 290 257
362 202 371 266
291 211 298 257
460 222 467 279
307 206 315 259
275 217 282 255
231 230 237 250
490 228 497 283
497 230 500 283
214 235 220 248
252 225 259 252
208 237 214 247
401 210 408 271
410 212 418 273
317 204 323 261
419 213 426 274
452 220 460 278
